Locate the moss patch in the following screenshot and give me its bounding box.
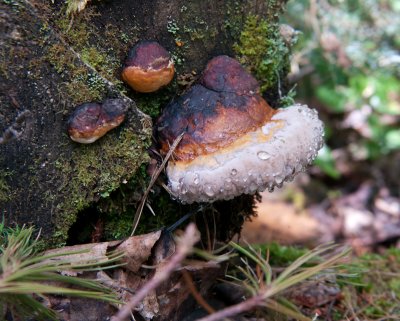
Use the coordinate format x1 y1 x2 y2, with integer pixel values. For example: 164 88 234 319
44 8 125 104
45 43 106 104
234 15 290 93
49 121 151 246
337 248 400 320
100 185 182 240
0 171 11 203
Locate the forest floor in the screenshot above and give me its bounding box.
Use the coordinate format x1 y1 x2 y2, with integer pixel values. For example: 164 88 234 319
241 174 400 321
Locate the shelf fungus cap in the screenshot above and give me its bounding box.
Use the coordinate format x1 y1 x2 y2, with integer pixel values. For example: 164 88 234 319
122 41 175 93
157 56 324 203
67 99 128 144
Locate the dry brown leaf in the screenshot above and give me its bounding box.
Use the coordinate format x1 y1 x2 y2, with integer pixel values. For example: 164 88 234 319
44 230 162 274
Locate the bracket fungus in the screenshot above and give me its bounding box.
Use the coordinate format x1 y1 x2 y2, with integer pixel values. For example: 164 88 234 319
67 98 128 144
122 41 175 93
157 56 324 204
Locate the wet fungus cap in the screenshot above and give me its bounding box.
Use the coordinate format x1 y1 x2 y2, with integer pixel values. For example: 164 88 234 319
122 41 175 93
157 55 324 204
67 98 128 144
200 55 260 95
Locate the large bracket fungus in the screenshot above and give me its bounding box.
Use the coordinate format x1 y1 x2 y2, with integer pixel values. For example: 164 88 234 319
157 56 324 204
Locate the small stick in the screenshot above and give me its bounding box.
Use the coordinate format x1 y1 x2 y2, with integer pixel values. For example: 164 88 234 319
181 269 215 314
196 293 265 321
111 223 200 321
131 132 184 235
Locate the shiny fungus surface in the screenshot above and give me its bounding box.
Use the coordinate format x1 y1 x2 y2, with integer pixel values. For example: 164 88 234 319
122 41 175 93
67 99 128 144
157 56 324 203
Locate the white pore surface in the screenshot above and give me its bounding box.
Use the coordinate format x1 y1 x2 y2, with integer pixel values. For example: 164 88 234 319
167 104 324 203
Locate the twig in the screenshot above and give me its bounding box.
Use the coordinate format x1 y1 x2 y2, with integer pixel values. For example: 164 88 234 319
131 132 184 235
111 223 200 321
196 293 265 321
288 65 315 84
166 208 198 233
181 269 215 314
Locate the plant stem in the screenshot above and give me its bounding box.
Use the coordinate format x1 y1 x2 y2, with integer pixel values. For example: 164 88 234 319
196 293 265 321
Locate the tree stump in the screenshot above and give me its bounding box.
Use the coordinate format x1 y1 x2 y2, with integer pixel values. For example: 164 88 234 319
0 0 288 246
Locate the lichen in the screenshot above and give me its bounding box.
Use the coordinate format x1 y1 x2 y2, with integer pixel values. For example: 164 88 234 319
233 15 290 92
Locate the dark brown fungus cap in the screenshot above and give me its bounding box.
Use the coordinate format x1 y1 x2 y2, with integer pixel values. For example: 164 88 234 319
157 55 324 204
68 99 128 144
122 41 175 93
200 55 260 94
157 56 276 161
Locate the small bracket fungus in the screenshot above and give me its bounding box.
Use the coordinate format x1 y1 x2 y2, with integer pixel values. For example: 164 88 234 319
157 56 324 204
67 98 128 144
122 41 175 93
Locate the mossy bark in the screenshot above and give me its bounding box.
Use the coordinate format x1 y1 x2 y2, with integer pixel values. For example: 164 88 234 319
0 0 288 246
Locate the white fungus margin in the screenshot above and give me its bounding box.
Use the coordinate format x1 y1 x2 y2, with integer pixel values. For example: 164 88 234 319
167 104 325 204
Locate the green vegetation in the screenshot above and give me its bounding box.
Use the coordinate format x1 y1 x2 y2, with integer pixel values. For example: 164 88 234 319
51 125 151 246
80 46 120 80
43 9 125 105
228 243 400 320
285 0 400 177
97 163 183 240
31 4 153 245
1 226 398 321
255 242 307 266
223 242 350 320
334 248 400 320
45 43 106 104
0 225 121 320
234 15 290 92
0 171 11 203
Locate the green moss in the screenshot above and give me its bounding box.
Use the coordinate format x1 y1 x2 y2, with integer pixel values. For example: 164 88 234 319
0 171 11 202
55 13 91 50
53 8 122 87
278 86 296 106
234 15 290 92
223 1 245 40
46 43 76 74
136 90 175 118
101 194 183 240
68 74 105 103
80 46 120 81
338 248 400 319
0 48 10 79
49 123 151 246
180 16 218 42
45 43 107 104
96 163 183 240
254 242 307 266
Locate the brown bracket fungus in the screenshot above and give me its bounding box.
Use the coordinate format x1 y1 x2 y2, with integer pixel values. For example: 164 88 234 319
157 55 324 204
67 98 128 143
122 41 175 93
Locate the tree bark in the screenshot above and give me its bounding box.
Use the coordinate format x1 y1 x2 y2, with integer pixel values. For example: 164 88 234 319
0 0 287 245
